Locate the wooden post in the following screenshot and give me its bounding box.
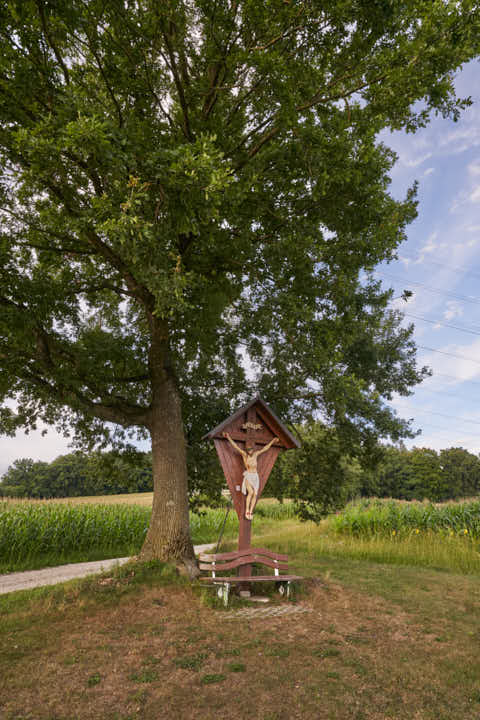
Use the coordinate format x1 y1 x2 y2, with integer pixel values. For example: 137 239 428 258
238 406 258 582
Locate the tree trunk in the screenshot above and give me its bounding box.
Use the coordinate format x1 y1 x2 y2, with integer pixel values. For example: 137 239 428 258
139 373 198 578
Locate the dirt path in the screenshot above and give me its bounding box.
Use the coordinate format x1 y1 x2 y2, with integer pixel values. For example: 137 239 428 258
0 543 216 595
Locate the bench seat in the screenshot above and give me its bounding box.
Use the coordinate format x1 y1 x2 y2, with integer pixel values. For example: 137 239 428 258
200 575 303 583
198 546 302 605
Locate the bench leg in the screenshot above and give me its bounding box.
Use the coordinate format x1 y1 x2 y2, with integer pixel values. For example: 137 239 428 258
217 582 230 607
278 581 292 600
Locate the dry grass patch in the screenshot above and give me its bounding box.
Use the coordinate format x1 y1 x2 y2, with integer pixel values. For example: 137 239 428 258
1 559 480 719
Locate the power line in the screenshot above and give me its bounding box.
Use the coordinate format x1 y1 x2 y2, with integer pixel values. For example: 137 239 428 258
410 421 480 440
404 312 480 337
430 371 480 388
415 385 480 401
417 345 480 367
398 254 480 284
392 401 480 428
378 270 480 306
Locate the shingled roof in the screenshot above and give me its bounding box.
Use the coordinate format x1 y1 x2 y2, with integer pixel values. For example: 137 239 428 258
203 394 301 449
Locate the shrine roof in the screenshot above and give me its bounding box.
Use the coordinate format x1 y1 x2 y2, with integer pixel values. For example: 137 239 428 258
202 394 301 449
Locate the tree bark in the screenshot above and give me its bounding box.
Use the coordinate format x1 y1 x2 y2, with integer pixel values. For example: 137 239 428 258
139 372 198 578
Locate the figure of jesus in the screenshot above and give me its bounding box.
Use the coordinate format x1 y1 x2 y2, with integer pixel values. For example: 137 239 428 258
222 432 280 519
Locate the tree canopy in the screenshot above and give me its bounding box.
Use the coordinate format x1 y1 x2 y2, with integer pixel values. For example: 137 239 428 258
362 444 480 502
0 451 154 499
0 0 479 566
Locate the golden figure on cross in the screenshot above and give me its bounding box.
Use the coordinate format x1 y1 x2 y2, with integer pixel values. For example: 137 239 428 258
222 432 279 519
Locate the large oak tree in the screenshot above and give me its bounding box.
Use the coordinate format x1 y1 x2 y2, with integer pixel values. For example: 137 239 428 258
0 1 478 574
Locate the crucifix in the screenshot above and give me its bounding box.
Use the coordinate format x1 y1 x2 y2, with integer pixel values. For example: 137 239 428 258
223 430 279 520
204 395 300 582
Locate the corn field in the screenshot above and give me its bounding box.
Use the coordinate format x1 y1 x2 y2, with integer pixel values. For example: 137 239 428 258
0 502 151 567
330 498 480 538
188 499 296 544
0 498 295 569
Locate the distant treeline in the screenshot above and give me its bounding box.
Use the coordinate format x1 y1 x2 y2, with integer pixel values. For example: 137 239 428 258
0 452 153 499
269 441 480 507
1 437 479 507
361 446 480 502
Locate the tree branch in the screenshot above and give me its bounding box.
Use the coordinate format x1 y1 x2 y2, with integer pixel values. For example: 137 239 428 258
63 281 138 299
84 31 124 127
19 366 150 428
15 241 97 256
84 228 155 311
114 374 150 384
35 0 71 86
161 27 194 141
1 313 152 428
234 125 280 171
141 50 175 129
202 60 227 118
61 150 105 196
1 208 98 256
225 74 267 125
229 112 277 159
29 175 155 312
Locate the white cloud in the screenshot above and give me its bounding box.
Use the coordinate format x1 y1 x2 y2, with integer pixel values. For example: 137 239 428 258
419 338 480 386
389 386 480 454
444 301 464 321
468 160 480 176
438 124 480 155
381 60 480 454
419 232 438 255
381 62 480 190
404 431 480 454
399 256 411 267
469 185 480 204
454 236 479 249
402 152 433 168
450 189 468 213
450 183 480 212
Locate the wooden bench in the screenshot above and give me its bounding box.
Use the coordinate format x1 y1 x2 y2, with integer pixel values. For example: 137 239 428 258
199 547 302 606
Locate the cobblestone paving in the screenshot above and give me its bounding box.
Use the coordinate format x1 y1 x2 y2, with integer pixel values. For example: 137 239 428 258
222 603 312 620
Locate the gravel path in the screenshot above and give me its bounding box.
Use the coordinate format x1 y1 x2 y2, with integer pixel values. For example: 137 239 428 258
0 543 216 596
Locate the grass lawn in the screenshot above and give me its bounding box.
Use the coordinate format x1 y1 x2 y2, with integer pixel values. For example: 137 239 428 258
1 517 480 719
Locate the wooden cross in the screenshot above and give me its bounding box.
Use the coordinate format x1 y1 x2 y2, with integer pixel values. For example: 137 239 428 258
237 405 282 580
204 395 301 584
243 406 263 453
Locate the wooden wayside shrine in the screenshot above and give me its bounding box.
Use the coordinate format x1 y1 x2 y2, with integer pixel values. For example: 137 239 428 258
202 395 301 597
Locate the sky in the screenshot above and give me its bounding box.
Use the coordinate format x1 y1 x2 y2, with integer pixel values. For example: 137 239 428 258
1 60 480 476
378 59 480 455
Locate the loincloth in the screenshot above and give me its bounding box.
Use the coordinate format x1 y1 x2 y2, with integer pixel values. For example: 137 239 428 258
242 471 259 494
